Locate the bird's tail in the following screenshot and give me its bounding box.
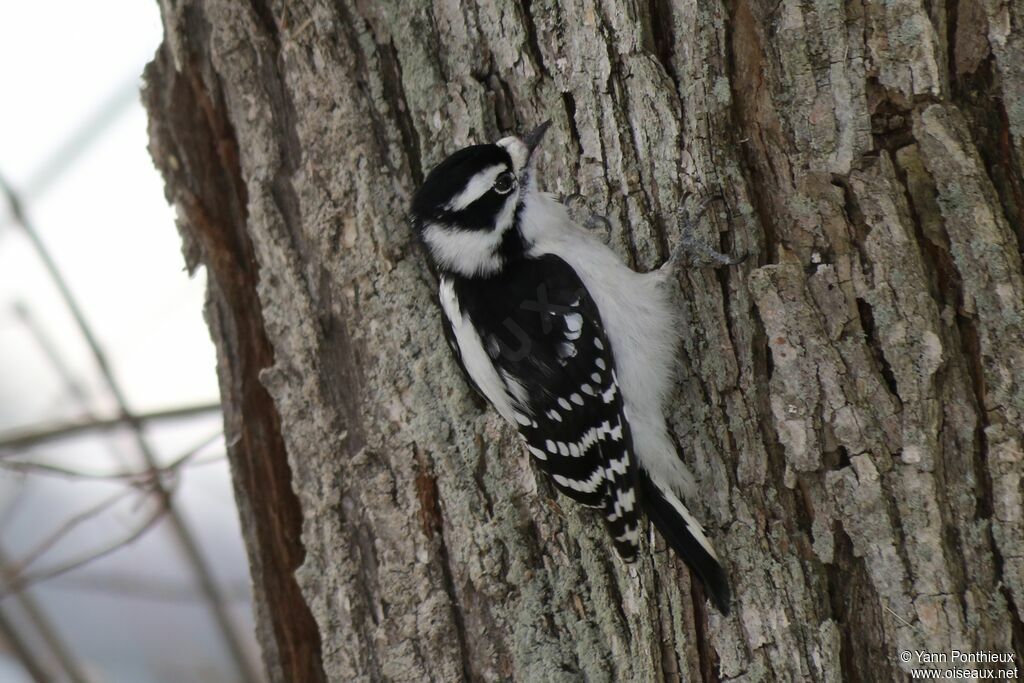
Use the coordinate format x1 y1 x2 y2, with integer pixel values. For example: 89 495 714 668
639 469 731 614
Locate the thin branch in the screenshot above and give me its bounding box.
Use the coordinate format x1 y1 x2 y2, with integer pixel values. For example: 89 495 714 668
0 452 227 482
7 488 140 577
0 547 92 683
1 170 258 681
0 402 222 453
45 572 251 604
0 459 149 481
0 173 120 388
11 301 91 408
1 501 169 597
1 432 221 578
0 486 32 533
0 606 53 683
161 431 224 471
0 432 224 483
22 76 141 201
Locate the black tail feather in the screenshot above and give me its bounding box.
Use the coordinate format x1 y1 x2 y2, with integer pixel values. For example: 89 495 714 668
638 469 731 615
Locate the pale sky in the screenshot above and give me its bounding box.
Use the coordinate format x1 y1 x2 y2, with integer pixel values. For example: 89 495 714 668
0 3 260 681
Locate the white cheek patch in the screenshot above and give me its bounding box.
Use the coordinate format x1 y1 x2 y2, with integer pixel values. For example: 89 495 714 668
496 137 529 171
422 222 505 277
445 164 506 211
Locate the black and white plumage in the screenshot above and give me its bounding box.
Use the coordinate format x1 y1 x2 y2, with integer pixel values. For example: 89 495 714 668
411 122 731 613
439 254 641 559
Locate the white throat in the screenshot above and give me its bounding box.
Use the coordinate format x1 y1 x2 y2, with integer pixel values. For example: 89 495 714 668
422 219 512 278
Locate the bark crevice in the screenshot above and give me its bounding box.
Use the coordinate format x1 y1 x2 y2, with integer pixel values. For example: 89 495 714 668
144 28 327 683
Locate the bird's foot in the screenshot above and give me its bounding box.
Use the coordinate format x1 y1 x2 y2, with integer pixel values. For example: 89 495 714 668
563 193 613 243
583 213 612 241
667 195 746 269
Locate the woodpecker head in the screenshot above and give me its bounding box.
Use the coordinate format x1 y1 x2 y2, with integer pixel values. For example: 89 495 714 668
410 121 551 278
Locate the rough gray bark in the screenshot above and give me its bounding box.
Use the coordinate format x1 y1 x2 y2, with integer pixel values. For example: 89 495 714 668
144 0 1024 681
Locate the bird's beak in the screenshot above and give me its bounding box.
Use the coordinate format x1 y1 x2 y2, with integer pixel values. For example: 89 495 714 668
523 120 552 157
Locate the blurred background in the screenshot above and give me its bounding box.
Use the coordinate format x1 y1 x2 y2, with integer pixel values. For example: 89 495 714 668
0 3 263 682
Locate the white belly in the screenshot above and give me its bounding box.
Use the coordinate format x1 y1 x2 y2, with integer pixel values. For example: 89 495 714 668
521 194 697 499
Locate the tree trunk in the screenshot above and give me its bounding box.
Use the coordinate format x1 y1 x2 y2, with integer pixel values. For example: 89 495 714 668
143 0 1024 681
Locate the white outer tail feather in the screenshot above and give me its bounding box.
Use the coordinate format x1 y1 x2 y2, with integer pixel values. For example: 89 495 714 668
649 473 720 562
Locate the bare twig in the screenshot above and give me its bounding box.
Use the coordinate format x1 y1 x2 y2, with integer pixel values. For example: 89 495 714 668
12 302 92 408
0 547 92 683
0 402 222 453
1 431 221 585
46 572 251 604
8 488 140 577
0 486 32 533
2 500 169 597
0 170 259 681
161 431 224 471
0 431 223 483
22 76 140 201
0 452 226 482
0 606 53 683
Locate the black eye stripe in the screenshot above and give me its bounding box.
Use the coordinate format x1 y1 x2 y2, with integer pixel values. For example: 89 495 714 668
445 190 507 230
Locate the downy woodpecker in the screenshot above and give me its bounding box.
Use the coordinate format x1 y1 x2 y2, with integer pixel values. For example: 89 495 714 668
410 121 736 613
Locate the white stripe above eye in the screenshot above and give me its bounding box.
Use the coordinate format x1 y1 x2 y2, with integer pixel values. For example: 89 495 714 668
445 164 507 211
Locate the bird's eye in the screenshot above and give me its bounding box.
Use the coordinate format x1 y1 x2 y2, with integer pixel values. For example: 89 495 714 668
493 171 516 195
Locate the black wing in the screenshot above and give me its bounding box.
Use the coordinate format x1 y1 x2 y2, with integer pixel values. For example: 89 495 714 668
449 255 641 560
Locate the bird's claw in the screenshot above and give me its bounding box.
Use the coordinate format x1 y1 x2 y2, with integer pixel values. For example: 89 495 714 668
563 193 612 242
668 194 745 268
583 213 612 241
